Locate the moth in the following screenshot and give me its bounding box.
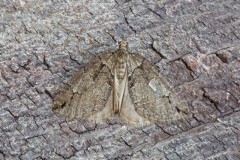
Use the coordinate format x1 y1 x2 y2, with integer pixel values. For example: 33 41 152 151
53 42 189 126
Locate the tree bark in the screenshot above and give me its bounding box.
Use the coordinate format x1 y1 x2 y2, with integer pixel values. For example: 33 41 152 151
0 0 239 159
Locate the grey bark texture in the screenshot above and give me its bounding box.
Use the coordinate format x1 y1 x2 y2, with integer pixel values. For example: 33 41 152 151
0 0 240 159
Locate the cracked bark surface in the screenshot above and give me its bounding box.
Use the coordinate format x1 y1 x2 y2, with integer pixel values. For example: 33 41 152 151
0 0 239 159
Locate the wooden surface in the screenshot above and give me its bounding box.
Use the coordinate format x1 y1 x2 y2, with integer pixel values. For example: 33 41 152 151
0 0 240 159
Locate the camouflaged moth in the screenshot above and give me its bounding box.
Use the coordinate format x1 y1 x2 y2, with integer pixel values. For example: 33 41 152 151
53 42 188 126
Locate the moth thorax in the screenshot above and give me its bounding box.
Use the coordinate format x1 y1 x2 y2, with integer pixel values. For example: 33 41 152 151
116 58 127 79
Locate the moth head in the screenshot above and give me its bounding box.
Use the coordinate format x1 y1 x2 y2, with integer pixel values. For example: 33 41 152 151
119 41 128 51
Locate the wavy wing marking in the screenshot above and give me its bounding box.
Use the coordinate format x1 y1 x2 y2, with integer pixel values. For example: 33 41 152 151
53 55 112 120
129 55 188 123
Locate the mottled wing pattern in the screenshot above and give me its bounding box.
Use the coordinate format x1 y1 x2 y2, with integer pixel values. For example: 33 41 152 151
129 54 188 123
53 54 113 120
